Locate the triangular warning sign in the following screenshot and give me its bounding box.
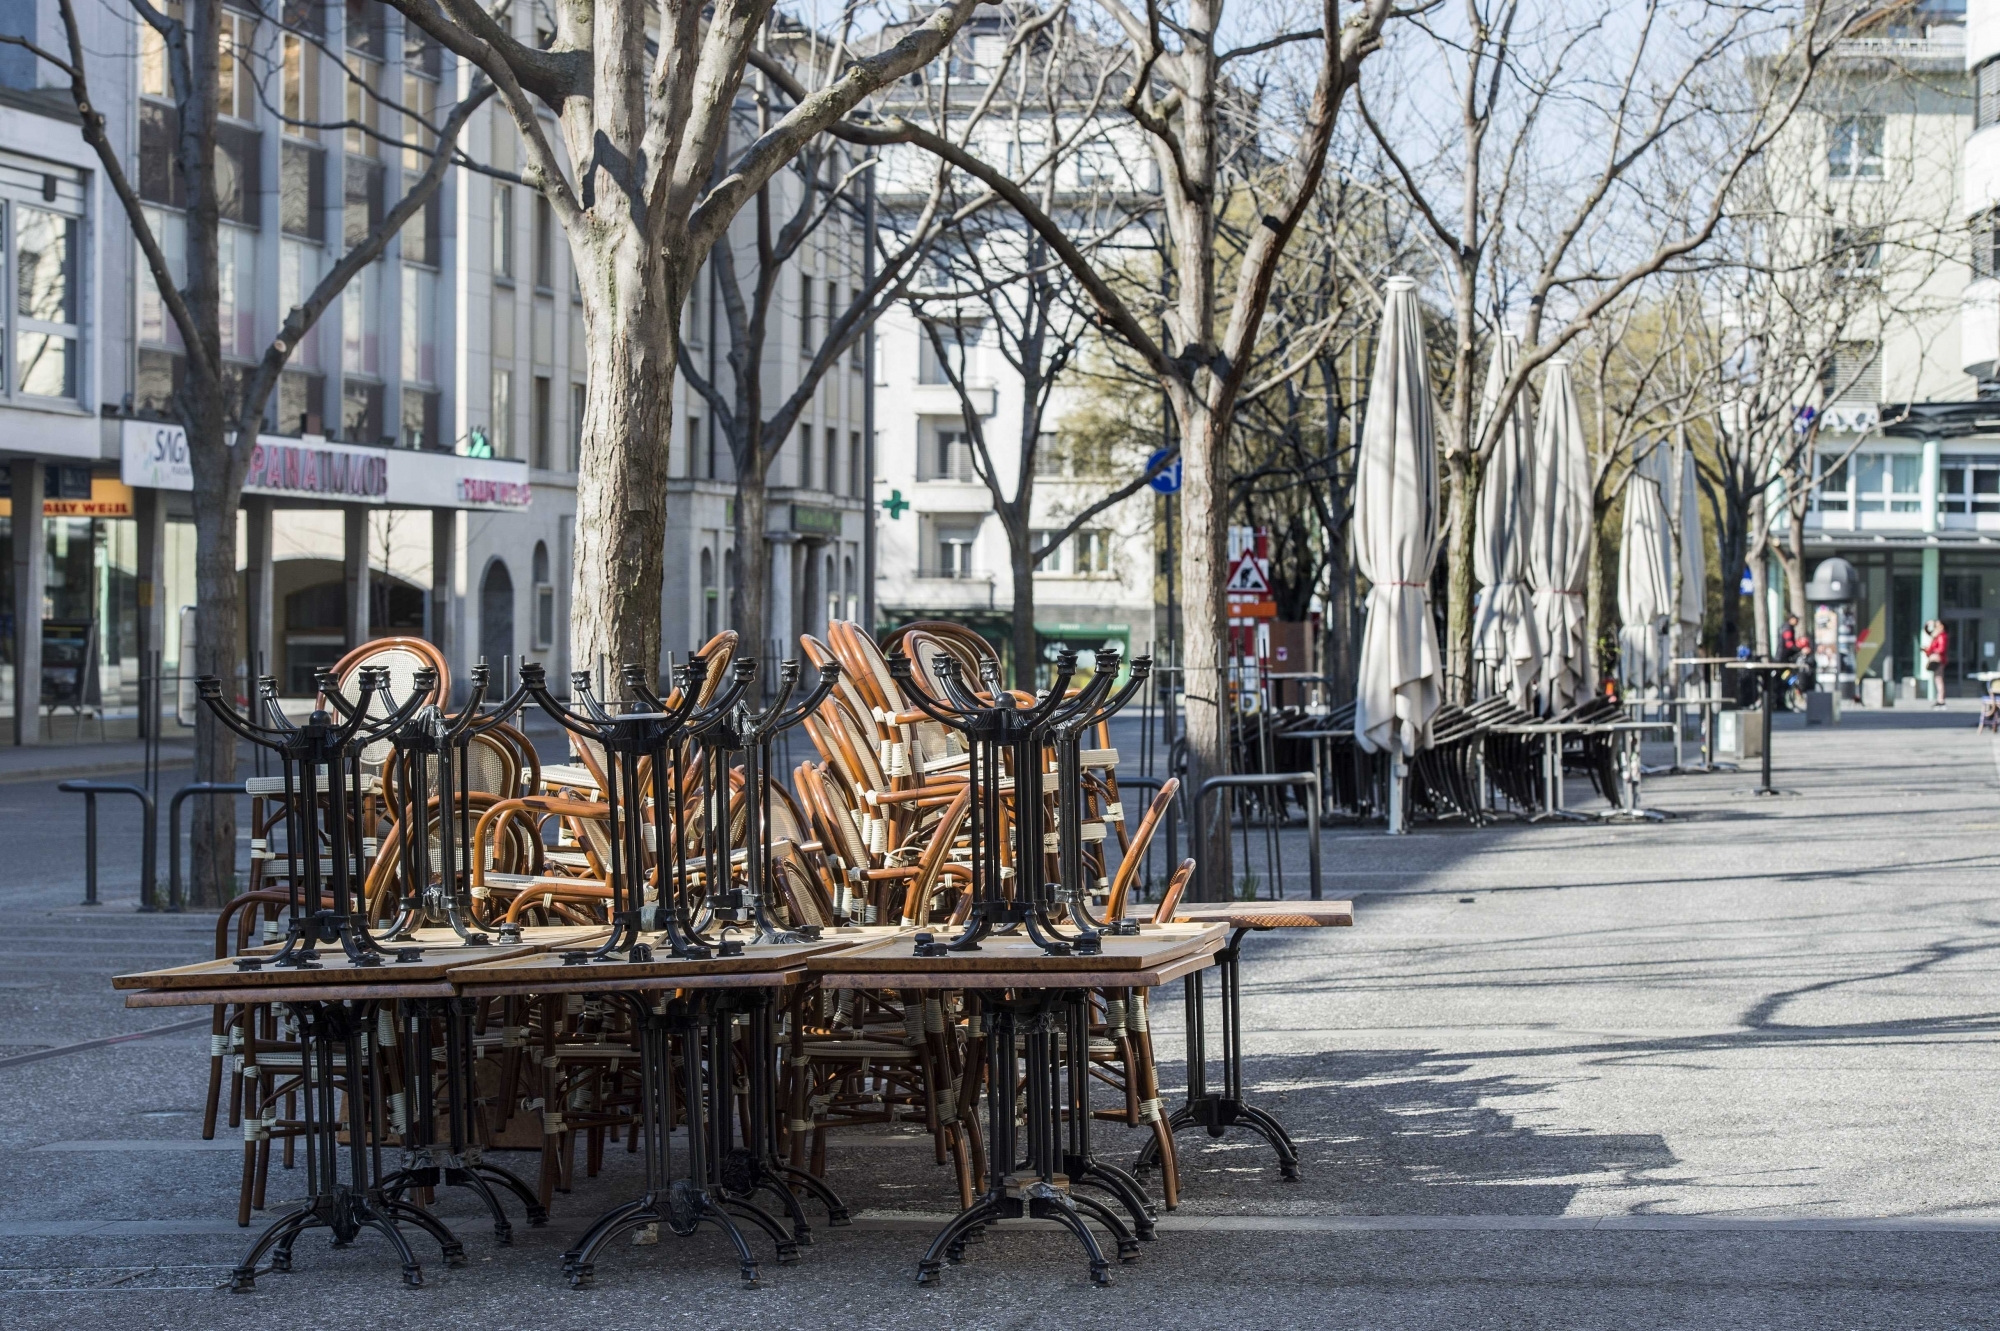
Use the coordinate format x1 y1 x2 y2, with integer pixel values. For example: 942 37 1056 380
1225 555 1269 593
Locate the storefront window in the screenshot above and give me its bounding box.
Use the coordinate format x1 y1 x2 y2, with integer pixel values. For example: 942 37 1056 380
1853 452 1921 514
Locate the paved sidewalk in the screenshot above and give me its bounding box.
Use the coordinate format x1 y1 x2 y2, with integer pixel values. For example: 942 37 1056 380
0 738 194 785
3 702 1999 1326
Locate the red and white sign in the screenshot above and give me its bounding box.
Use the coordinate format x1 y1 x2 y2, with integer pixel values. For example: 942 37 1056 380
121 419 533 511
1226 527 1277 620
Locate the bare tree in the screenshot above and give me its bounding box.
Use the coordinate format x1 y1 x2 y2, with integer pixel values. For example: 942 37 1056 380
384 0 987 684
809 0 1398 898
5 0 487 903
1358 0 1878 703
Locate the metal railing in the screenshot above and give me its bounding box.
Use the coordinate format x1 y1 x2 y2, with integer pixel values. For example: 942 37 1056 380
1191 771 1322 904
58 780 158 910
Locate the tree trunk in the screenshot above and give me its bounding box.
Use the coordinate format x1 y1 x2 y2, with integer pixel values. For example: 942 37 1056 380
1009 535 1037 691
187 449 243 908
733 451 771 659
1180 406 1230 902
1785 502 1809 623
571 247 674 685
1325 520 1355 697
1444 447 1477 704
1718 509 1746 654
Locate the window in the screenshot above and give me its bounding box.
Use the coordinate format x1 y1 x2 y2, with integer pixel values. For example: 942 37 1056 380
346 58 380 158
1831 225 1881 279
1815 456 1849 512
346 0 385 56
344 157 384 248
281 143 326 239
139 104 183 207
922 423 976 482
701 549 719 639
136 349 184 418
215 123 262 226
824 279 838 346
687 415 702 480
400 387 437 450
1827 115 1883 180
400 265 435 384
281 33 319 139
1939 456 2000 515
140 4 177 98
532 541 555 648
926 517 981 578
799 270 813 352
1853 452 1921 514
1975 212 2000 283
342 379 382 443
1980 59 2000 130
15 207 78 399
490 368 513 457
218 10 258 121
1074 141 1119 187
492 184 514 280
918 321 976 384
1073 530 1111 575
798 423 813 488
342 262 376 374
1823 341 1880 405
400 70 441 263
279 370 322 434
1031 529 1065 573
534 194 554 289
825 427 839 495
849 430 863 497
532 373 552 469
280 239 321 368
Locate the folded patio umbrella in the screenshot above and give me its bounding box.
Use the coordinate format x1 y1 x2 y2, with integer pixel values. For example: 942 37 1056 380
1618 446 1674 694
1672 438 1707 645
1470 335 1542 708
1528 358 1591 713
1354 275 1442 760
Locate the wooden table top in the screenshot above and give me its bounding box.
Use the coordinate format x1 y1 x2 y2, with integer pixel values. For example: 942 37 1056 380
125 980 458 1009
114 940 547 991
812 922 1224 989
1171 900 1355 930
447 937 851 992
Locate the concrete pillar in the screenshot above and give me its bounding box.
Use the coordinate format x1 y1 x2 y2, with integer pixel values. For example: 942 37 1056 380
1921 438 1941 535
243 497 274 687
344 505 371 651
134 486 166 738
1921 544 1941 675
10 458 43 744
768 532 796 662
429 507 453 671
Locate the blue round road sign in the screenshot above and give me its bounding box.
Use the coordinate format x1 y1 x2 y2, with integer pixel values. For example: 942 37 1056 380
1146 449 1182 494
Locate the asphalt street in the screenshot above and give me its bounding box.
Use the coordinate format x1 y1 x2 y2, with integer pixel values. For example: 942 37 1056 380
4 703 2000 1327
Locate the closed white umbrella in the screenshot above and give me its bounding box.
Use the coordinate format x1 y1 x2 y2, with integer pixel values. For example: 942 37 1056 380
1470 335 1542 708
1617 447 1674 694
1672 438 1706 642
1354 276 1443 807
1528 358 1591 712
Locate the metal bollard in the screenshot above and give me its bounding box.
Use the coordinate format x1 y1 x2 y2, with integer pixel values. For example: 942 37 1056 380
169 782 249 913
1193 772 1322 904
57 781 159 910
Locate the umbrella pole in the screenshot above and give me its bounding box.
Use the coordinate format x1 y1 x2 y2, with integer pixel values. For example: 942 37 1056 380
1387 756 1406 835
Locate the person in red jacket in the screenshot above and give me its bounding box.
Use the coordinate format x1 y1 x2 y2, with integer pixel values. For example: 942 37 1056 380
1923 619 1950 707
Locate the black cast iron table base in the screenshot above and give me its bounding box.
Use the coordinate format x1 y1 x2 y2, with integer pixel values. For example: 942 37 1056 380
230 1001 465 1291
1134 928 1301 1182
916 993 1141 1287
560 992 799 1289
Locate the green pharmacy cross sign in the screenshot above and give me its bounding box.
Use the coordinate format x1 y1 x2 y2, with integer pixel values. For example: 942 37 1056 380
880 489 910 520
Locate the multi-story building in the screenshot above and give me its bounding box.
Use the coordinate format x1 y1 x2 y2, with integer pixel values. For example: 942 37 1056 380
1778 2 2000 684
869 11 1160 673
0 0 869 742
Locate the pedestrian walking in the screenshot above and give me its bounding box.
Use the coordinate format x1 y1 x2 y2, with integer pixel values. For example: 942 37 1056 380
1780 614 1807 659
1923 619 1950 707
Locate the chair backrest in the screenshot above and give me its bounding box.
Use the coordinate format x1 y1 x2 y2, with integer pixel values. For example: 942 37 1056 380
329 636 450 707
1103 777 1179 921
1150 859 1196 924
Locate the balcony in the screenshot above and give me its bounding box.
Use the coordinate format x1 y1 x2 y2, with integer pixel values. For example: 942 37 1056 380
1964 278 2000 381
